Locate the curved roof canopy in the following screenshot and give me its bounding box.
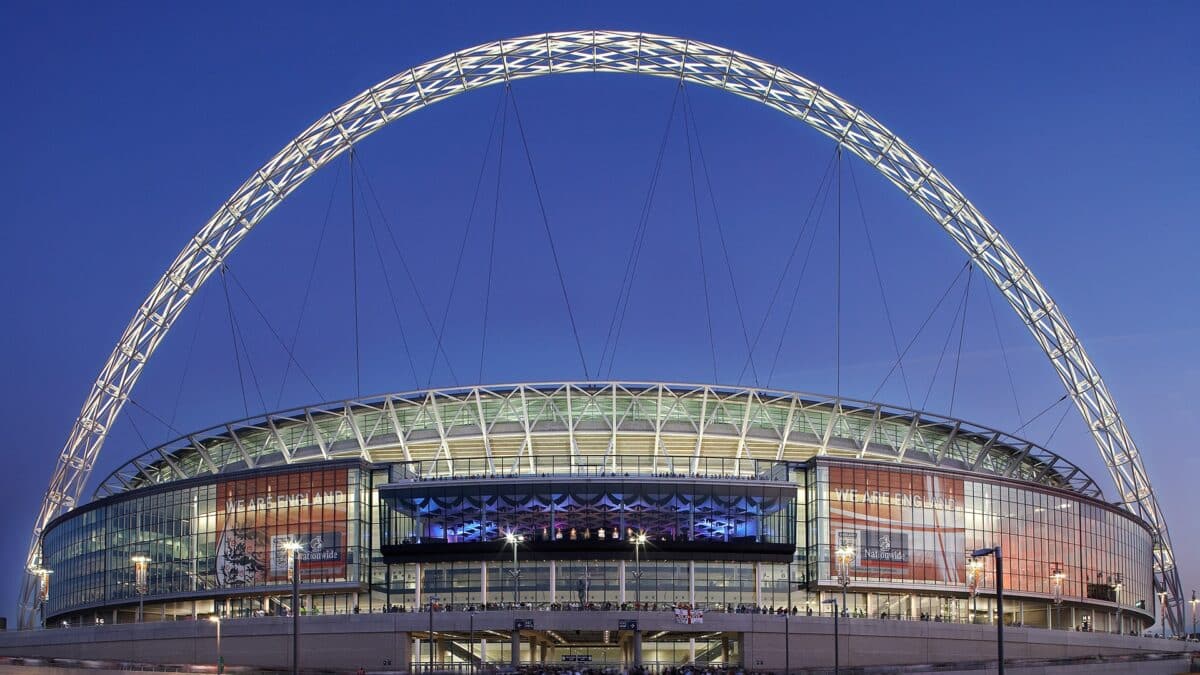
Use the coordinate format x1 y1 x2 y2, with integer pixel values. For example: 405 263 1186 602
96 382 1102 499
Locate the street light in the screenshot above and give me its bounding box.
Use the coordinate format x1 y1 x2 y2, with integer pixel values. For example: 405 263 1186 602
632 531 648 607
966 557 985 623
1111 575 1123 634
130 554 150 623
821 598 840 675
1189 590 1197 641
283 540 304 675
835 544 855 617
504 530 524 607
971 547 1004 675
208 615 223 675
1050 566 1065 630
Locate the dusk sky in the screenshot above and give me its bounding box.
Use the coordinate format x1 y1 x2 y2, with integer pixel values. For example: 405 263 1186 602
1 2 1197 626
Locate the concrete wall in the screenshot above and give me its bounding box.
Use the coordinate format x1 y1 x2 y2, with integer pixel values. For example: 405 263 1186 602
0 611 1190 671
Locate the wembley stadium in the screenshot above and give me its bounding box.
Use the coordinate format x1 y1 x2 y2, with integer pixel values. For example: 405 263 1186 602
3 30 1190 673
25 383 1157 668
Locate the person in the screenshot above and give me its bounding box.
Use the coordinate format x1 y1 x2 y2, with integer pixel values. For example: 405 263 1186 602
357 668 366 675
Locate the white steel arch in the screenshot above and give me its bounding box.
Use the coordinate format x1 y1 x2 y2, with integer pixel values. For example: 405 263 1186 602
19 30 1183 630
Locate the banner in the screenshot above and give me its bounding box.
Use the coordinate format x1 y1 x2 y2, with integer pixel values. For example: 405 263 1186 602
215 468 350 587
826 465 965 584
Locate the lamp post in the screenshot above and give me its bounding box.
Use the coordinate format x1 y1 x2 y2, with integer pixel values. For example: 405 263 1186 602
428 594 439 671
209 615 223 674
1050 566 1064 630
1112 575 1123 634
971 547 1004 675
835 545 855 617
130 554 150 623
966 557 984 623
632 532 647 607
821 598 840 675
1190 590 1197 641
504 531 524 606
283 540 304 675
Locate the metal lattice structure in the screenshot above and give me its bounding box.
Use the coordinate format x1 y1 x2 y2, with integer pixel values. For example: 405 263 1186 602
19 30 1182 631
89 383 1103 499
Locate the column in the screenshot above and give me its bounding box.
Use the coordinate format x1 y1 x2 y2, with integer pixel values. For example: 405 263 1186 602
689 561 696 607
549 561 556 605
415 563 423 609
481 562 488 606
633 628 643 669
754 563 763 608
619 562 627 604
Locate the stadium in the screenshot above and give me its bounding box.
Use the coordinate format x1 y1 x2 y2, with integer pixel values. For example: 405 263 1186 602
3 31 1190 673
25 383 1159 668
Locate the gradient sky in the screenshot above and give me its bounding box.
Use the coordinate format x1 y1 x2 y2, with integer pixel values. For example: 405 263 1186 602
1 2 1197 627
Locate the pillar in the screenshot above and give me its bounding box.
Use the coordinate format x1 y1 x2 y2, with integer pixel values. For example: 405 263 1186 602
480 562 488 606
415 563 423 609
619 562 627 604
754 563 763 608
689 561 696 607
511 631 521 668
689 638 696 664
633 629 643 669
549 561 556 604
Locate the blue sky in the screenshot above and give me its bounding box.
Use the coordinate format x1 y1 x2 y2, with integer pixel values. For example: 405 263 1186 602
1 1 1197 626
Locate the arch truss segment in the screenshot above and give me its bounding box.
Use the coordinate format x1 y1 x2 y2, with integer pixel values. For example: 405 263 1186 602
20 31 1182 631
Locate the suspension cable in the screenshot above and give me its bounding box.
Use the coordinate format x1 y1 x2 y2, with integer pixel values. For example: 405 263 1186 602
1013 393 1069 435
221 266 251 417
167 284 208 432
767 165 835 387
125 408 155 452
223 268 326 401
353 161 420 388
277 159 341 407
479 85 510 383
127 397 186 438
355 154 461 384
846 159 913 408
985 284 1025 425
429 88 509 388
949 267 974 417
921 266 972 411
226 273 268 414
1043 404 1074 447
507 85 591 380
736 147 840 383
681 85 761 386
835 146 843 397
598 82 683 378
682 90 720 381
871 261 972 400
350 147 362 397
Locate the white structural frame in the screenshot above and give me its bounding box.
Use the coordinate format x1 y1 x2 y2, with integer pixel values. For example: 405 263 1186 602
88 382 1104 499
19 30 1182 631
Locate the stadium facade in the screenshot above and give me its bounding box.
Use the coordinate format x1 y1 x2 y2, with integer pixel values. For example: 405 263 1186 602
32 383 1158 668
